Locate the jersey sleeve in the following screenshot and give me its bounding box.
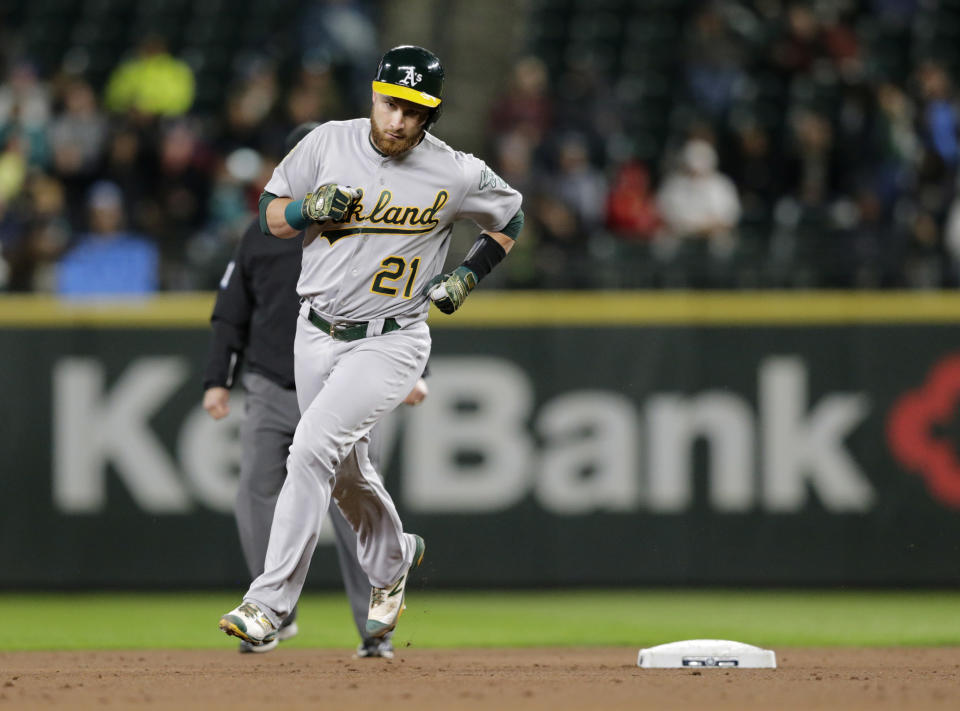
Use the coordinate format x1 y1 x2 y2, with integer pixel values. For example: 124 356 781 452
264 125 324 199
454 155 523 234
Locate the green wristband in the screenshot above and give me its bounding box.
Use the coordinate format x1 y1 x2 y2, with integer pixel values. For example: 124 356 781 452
285 199 311 230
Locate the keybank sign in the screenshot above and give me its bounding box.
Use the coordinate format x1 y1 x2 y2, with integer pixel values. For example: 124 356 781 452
51 355 874 516
404 356 873 514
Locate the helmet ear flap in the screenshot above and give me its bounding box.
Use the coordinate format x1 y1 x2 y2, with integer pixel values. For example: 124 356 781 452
426 103 443 131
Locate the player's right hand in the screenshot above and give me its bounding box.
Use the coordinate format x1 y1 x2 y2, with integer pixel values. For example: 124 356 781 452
203 386 231 420
403 378 429 405
301 184 363 224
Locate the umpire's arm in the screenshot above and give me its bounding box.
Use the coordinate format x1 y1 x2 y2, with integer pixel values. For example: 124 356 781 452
202 225 256 419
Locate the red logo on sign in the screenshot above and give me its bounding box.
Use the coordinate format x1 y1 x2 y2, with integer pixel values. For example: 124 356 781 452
887 354 960 508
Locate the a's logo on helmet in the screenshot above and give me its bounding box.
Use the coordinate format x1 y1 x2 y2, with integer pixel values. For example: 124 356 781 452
398 66 422 87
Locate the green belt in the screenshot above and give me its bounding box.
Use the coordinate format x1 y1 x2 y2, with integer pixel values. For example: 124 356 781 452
307 310 402 341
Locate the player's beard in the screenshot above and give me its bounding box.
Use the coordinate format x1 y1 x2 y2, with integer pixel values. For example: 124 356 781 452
370 110 424 157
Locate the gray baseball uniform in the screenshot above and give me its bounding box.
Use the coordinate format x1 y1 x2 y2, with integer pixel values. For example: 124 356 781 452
242 118 522 628
205 215 387 649
238 371 378 641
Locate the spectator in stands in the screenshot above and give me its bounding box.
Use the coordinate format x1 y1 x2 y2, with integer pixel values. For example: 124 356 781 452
914 60 959 218
552 55 620 153
0 186 24 258
656 138 741 257
276 63 347 150
729 120 781 229
207 149 263 234
0 166 29 289
6 173 72 292
298 0 379 110
819 6 861 77
50 79 107 180
831 77 874 198
550 133 608 234
104 35 195 118
872 0 919 30
768 3 825 82
531 193 588 288
56 180 158 296
218 58 281 155
492 130 539 200
870 82 919 208
151 121 213 287
489 56 553 147
0 132 28 206
184 146 267 290
102 121 157 235
904 208 944 287
682 2 747 123
781 108 842 212
49 78 108 227
847 185 910 287
0 60 51 168
605 160 660 241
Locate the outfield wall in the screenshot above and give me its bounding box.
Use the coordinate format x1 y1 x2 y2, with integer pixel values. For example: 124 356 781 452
2 292 960 587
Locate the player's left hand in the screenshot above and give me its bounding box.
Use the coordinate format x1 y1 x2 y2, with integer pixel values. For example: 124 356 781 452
302 184 363 224
423 265 477 314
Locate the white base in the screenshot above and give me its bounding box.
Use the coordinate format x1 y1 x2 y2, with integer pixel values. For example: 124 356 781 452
637 639 776 669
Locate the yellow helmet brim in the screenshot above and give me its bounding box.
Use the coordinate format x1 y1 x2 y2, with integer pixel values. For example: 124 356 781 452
372 81 441 108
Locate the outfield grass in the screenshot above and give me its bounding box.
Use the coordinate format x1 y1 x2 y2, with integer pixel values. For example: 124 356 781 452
7 590 960 651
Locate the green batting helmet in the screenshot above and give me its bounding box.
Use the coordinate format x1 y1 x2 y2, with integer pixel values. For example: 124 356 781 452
372 45 444 130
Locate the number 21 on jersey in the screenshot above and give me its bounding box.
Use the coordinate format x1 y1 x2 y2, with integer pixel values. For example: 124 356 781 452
370 256 421 299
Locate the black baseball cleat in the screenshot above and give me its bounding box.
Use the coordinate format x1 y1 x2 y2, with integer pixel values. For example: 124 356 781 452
354 638 395 659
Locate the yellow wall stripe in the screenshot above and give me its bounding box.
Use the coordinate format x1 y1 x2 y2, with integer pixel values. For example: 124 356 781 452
444 291 960 326
1 291 960 328
0 294 216 328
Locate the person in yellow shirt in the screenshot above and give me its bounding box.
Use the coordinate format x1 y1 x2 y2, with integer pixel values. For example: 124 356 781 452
104 35 194 117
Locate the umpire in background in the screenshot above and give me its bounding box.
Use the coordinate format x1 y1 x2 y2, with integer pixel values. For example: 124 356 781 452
202 123 427 658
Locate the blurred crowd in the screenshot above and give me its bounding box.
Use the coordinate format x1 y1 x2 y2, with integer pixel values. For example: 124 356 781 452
2 0 960 294
490 0 960 289
0 0 376 296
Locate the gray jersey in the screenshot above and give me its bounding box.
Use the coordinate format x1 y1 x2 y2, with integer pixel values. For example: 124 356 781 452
264 119 522 323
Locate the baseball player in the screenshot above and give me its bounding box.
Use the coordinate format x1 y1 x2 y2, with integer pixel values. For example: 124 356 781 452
218 45 523 648
204 123 427 658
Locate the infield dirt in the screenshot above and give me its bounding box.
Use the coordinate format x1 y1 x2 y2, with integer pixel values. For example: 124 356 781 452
1 647 957 710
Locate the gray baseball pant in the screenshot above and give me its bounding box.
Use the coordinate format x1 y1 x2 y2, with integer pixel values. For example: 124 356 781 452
244 315 428 629
236 371 384 642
